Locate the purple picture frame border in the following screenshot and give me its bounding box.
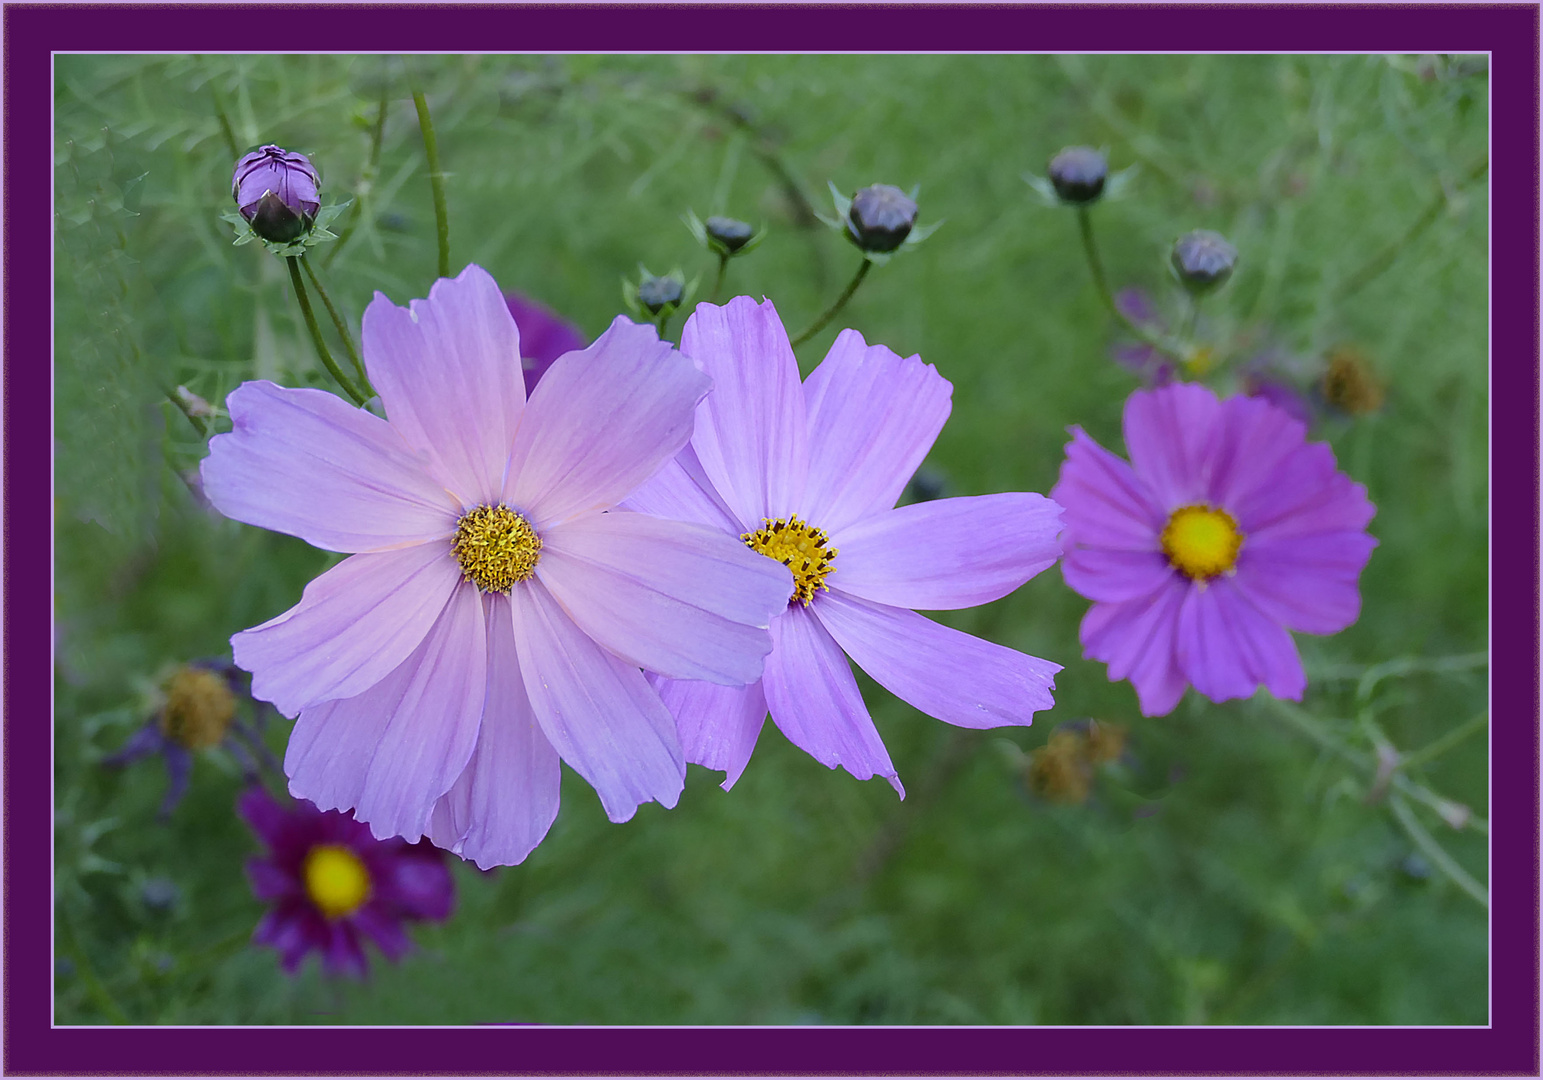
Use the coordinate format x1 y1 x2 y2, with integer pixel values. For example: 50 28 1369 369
8 3 1537 1075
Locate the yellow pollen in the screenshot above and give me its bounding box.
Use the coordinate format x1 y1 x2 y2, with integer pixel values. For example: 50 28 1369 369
157 667 236 751
741 515 838 607
303 845 371 920
451 505 542 593
1160 504 1243 581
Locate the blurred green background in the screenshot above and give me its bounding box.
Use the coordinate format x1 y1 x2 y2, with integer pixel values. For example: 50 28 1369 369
54 54 1488 1025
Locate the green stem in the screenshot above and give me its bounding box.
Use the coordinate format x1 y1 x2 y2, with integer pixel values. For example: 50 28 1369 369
413 88 451 280
1077 206 1188 362
161 385 207 437
1355 651 1488 706
325 86 389 268
300 255 370 393
1396 711 1488 773
287 257 367 405
1179 293 1202 343
656 310 675 341
210 81 241 161
791 259 870 348
1341 155 1489 299
710 252 730 303
1389 794 1488 909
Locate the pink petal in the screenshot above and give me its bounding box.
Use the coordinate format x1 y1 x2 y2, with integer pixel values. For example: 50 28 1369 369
1052 427 1166 551
245 858 298 902
830 493 1062 610
510 579 684 823
679 297 808 525
537 511 789 686
1242 452 1377 541
815 591 1058 729
361 265 527 505
1080 581 1190 717
233 544 462 718
286 583 488 844
1176 580 1306 704
1122 382 1222 509
351 902 411 961
761 604 902 795
1232 530 1377 634
1061 546 1175 604
620 442 745 535
427 595 561 869
201 381 459 553
1203 393 1308 513
650 674 767 791
504 316 709 527
801 329 953 533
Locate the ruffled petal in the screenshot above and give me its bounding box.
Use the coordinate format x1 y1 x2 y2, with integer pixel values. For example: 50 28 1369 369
427 595 561 869
1052 427 1166 551
620 442 744 535
1203 393 1308 513
233 544 463 718
321 920 369 978
350 903 411 963
537 511 789 686
361 265 527 505
1080 580 1190 717
650 674 767 791
511 579 684 823
502 316 709 527
254 902 326 973
1232 530 1377 634
1122 382 1222 509
286 583 488 844
830 493 1062 610
375 844 456 920
201 381 459 553
801 329 953 533
815 591 1058 729
1240 449 1377 541
245 857 299 902
1176 580 1306 704
1061 546 1175 604
237 786 293 847
678 297 808 524
761 604 902 795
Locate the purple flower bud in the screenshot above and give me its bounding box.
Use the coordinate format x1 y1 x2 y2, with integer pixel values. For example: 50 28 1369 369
1048 146 1108 204
637 274 684 315
846 184 918 253
232 145 321 244
705 216 755 254
1170 229 1238 295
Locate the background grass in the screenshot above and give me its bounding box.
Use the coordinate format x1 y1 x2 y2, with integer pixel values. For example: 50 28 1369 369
53 53 1488 1025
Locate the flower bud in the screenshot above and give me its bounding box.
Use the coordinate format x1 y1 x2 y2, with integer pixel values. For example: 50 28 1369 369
636 274 684 315
232 145 320 244
1170 230 1238 294
705 215 755 254
1047 146 1108 205
845 184 918 253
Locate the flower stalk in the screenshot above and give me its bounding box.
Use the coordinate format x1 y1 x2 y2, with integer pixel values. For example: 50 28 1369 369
791 258 870 348
413 88 450 280
1076 207 1191 362
286 257 368 405
299 254 371 395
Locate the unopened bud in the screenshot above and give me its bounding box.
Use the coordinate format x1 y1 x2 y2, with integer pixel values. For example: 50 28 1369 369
1170 230 1238 294
1048 146 1108 205
846 184 918 253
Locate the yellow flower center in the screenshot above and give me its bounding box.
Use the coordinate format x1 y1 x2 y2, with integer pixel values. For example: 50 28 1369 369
1160 504 1243 581
157 667 237 751
303 844 371 920
741 515 838 606
451 505 542 593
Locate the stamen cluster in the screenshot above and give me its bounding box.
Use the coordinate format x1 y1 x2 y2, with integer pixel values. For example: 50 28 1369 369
452 505 542 593
741 515 838 606
1160 504 1243 581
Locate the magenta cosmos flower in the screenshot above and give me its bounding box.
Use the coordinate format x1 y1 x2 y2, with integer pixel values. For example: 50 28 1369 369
239 787 453 978
201 265 792 867
1052 382 1377 716
624 297 1064 795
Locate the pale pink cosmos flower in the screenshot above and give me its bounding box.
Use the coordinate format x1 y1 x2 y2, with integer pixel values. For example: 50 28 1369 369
201 266 792 868
625 297 1064 795
1052 382 1377 716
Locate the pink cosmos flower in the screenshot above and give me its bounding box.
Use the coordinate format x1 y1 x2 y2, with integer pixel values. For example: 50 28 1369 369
625 297 1064 795
1052 382 1377 716
239 787 454 978
201 266 792 868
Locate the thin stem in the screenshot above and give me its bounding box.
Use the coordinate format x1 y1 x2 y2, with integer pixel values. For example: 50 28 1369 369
710 252 730 303
325 86 390 268
1179 293 1201 343
1341 155 1489 299
791 259 870 348
1355 651 1488 706
1077 206 1188 362
1389 794 1488 909
209 81 241 161
300 255 370 393
287 257 367 405
161 385 207 437
413 88 450 280
1396 711 1488 773
656 310 674 341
